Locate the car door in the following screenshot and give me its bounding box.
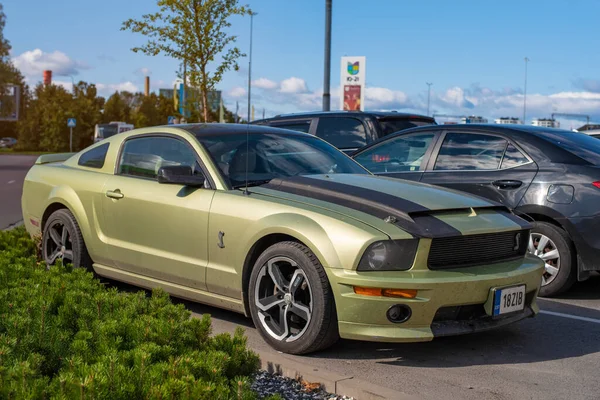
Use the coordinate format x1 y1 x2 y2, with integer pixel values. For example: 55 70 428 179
100 134 215 291
420 131 538 208
352 131 439 182
314 116 370 154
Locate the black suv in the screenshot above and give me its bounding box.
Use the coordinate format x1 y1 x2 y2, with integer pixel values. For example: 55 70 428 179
251 111 436 154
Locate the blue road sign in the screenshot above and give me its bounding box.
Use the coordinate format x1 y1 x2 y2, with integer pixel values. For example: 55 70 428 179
168 116 176 125
67 118 76 128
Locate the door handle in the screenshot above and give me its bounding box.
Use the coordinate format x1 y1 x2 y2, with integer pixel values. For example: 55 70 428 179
106 189 124 199
492 180 522 189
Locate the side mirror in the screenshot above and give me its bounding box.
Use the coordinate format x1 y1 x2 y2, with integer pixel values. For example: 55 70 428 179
157 165 206 187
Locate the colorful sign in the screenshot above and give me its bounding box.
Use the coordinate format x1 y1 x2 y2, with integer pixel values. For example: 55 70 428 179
340 56 366 111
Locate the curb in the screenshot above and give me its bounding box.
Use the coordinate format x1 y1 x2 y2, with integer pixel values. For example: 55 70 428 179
2 220 23 231
255 349 418 400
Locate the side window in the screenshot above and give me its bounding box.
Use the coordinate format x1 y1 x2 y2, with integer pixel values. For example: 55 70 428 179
78 143 109 169
501 144 529 169
434 133 507 171
272 121 311 133
354 133 435 173
315 117 367 149
118 136 201 179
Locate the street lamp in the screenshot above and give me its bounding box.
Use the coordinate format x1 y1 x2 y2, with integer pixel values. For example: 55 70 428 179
247 11 257 123
523 57 529 124
322 0 332 111
426 82 432 116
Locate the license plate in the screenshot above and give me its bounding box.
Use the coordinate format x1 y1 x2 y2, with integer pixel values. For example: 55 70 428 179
493 285 526 316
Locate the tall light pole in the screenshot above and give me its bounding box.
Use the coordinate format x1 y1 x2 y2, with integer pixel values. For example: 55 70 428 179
247 12 257 122
322 0 332 111
523 57 529 124
426 82 432 116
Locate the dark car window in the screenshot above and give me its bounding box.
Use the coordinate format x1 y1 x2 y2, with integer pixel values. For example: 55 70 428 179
118 136 201 179
195 132 368 188
78 143 109 169
434 132 507 171
354 133 435 173
315 117 367 149
271 121 311 133
533 130 600 165
97 124 119 138
378 118 435 136
501 144 530 169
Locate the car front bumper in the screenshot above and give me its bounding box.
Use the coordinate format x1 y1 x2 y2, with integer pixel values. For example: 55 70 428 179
326 255 544 343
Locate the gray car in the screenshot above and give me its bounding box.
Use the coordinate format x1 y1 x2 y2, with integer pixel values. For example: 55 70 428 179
352 124 600 297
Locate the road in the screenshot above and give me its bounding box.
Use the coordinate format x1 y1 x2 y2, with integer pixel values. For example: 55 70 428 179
0 154 37 229
2 154 600 399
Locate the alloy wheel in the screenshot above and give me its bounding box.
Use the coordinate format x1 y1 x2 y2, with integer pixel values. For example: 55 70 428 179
43 221 73 265
254 256 313 342
528 233 560 286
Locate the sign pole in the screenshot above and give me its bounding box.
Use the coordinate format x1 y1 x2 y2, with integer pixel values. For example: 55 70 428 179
70 127 73 152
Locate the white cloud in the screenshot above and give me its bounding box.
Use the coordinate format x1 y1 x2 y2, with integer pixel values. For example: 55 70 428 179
252 78 277 90
228 86 247 98
135 67 152 76
280 77 307 94
365 87 411 110
96 81 139 94
12 49 89 80
53 80 73 92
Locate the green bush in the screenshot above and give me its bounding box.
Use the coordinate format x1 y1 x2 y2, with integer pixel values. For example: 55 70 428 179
0 227 263 399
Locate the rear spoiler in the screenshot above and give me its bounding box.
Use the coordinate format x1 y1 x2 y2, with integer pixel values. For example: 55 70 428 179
35 152 77 165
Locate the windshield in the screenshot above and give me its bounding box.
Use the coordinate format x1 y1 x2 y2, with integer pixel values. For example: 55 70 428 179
196 132 368 188
97 124 119 138
379 118 435 136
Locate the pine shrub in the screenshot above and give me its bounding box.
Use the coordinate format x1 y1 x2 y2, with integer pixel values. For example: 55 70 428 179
0 227 265 399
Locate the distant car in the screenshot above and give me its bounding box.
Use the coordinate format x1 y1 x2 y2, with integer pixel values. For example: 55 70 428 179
22 123 543 355
352 124 600 296
0 137 17 148
251 111 436 154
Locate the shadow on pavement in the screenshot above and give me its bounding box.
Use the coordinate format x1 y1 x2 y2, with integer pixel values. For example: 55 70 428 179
102 276 600 369
552 274 600 301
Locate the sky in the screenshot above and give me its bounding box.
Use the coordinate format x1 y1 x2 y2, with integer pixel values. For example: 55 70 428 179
4 0 600 128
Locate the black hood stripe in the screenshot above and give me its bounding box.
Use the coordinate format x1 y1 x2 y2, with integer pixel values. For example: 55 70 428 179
496 210 533 230
261 176 463 238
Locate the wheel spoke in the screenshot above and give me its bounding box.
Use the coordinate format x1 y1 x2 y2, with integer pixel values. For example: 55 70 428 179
289 301 310 322
273 305 289 338
61 226 69 245
257 294 284 312
537 235 549 252
528 235 535 254
49 227 62 246
545 263 559 276
267 260 289 291
289 270 305 294
47 250 60 265
540 249 559 261
63 250 74 262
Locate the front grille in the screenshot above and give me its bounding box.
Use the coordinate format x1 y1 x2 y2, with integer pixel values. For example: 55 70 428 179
428 230 529 270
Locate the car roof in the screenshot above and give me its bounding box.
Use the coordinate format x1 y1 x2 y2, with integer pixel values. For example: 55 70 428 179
379 123 581 138
172 122 314 137
252 110 434 124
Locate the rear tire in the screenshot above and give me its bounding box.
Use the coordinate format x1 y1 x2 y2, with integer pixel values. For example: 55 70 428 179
530 221 576 297
42 209 93 271
248 241 339 355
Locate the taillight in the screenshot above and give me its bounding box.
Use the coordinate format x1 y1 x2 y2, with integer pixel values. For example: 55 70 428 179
593 182 600 189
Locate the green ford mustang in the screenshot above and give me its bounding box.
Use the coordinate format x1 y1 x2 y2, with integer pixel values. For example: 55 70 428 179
21 124 544 354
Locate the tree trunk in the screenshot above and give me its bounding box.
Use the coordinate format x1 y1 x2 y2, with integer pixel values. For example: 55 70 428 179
202 91 209 122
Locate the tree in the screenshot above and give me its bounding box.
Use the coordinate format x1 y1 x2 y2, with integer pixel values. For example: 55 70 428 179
72 81 103 149
102 91 129 123
122 0 251 122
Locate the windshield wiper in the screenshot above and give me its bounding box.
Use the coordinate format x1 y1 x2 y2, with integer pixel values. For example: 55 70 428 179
232 179 272 189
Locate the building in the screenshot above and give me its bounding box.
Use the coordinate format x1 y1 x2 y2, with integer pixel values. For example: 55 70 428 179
576 123 600 132
494 117 522 125
461 116 488 124
532 118 560 128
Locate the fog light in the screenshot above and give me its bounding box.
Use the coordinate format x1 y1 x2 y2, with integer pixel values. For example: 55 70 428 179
386 304 412 323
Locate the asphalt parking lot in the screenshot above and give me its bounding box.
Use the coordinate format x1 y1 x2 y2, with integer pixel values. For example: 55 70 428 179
2 154 599 400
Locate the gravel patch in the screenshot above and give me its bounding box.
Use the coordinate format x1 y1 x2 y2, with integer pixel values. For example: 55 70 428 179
252 370 355 400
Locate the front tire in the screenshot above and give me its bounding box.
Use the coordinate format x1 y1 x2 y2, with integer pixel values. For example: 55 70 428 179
42 209 93 270
248 241 339 355
529 221 575 297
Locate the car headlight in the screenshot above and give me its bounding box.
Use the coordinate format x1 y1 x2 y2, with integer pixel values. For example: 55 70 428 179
357 239 419 271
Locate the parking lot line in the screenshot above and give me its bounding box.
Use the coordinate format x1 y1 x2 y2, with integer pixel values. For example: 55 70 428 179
539 310 600 324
